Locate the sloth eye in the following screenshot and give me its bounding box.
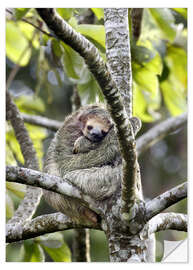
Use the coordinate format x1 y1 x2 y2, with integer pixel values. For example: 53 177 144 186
87 125 93 130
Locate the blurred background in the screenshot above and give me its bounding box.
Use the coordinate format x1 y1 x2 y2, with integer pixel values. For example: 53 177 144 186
6 8 187 262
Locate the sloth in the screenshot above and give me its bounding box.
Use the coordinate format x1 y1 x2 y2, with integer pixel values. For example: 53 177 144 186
43 104 141 223
73 112 114 154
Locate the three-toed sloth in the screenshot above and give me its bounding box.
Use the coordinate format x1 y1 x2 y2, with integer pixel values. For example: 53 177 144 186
44 104 141 223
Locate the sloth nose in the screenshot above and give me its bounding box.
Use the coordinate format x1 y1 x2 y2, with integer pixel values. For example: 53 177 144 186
91 128 103 140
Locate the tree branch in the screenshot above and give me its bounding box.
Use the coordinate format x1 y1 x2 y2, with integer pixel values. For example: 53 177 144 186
6 91 42 225
130 8 144 41
36 9 131 152
142 213 187 237
36 8 142 218
21 113 61 131
145 182 187 221
104 8 142 219
6 212 101 243
6 165 99 213
104 8 133 117
137 112 187 156
22 112 187 158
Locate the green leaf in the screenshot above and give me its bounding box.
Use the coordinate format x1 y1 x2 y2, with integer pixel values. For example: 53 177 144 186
146 52 163 75
18 21 39 49
26 124 46 169
77 24 105 48
57 8 74 21
149 8 176 42
160 46 187 116
61 43 84 79
91 8 104 20
6 21 31 66
38 233 71 262
6 192 14 219
133 63 159 96
51 39 64 67
161 78 187 116
68 16 78 29
78 73 104 104
172 8 187 19
133 81 161 122
131 44 155 64
6 107 46 168
38 231 64 243
14 8 30 20
41 243 71 262
20 240 45 262
6 125 24 165
6 182 26 199
15 95 45 114
165 46 187 87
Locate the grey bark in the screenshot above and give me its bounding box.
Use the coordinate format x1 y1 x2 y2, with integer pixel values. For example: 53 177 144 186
137 112 187 155
6 91 42 226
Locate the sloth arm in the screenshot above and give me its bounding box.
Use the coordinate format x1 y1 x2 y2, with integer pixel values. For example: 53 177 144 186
73 136 98 154
64 164 122 200
56 128 120 172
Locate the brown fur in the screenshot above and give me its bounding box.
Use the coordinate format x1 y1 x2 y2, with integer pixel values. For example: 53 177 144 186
43 104 120 223
43 104 141 223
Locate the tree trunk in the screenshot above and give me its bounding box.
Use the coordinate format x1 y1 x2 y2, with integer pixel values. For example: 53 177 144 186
106 230 155 262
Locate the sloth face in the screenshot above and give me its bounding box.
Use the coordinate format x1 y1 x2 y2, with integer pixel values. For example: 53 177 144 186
83 117 113 142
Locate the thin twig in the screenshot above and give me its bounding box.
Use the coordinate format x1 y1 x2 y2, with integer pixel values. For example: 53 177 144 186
6 8 53 38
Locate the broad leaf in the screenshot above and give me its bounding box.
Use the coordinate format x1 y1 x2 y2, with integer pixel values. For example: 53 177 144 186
91 8 104 20
61 43 84 79
133 81 161 122
149 8 176 42
18 21 39 49
57 8 74 21
20 240 45 262
38 233 71 262
77 24 105 48
14 8 30 20
15 95 45 114
161 46 187 116
133 63 159 96
6 182 26 199
78 73 104 104
172 8 187 19
6 21 31 66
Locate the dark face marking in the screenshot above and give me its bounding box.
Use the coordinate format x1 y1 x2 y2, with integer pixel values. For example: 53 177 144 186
87 125 93 131
87 126 105 142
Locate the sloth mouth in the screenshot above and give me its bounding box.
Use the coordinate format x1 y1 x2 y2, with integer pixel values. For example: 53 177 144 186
86 134 104 142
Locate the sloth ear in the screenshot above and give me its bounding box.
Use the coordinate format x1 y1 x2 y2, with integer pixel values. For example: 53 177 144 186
77 113 86 129
77 112 84 122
